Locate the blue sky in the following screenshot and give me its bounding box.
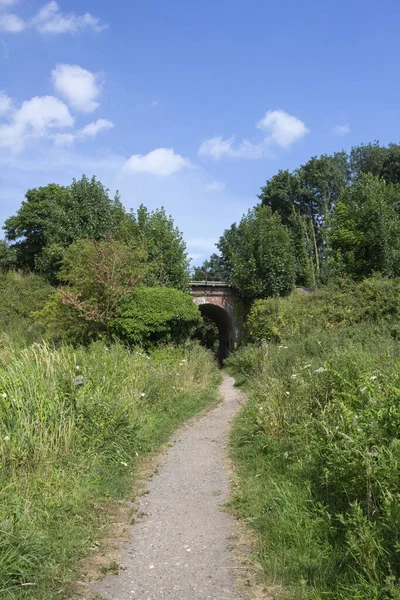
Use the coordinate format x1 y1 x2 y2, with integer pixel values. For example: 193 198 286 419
1 0 400 264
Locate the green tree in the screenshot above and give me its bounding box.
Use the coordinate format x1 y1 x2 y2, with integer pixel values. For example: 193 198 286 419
192 253 228 281
329 174 400 279
349 142 387 180
36 237 146 342
259 169 316 285
217 205 295 300
4 176 125 281
127 205 190 290
111 287 201 348
4 183 68 271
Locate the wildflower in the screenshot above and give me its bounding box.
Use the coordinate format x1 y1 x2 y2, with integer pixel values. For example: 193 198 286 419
140 393 146 397
135 452 139 457
370 375 377 381
1 393 6 399
291 374 298 379
4 435 9 442
284 451 289 459
314 367 325 374
371 447 378 458
352 421 357 426
335 426 339 430
285 391 290 395
76 365 80 370
120 461 128 467
360 387 367 393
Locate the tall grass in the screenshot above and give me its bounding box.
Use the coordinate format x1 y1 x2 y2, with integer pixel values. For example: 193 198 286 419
0 341 219 599
227 282 400 600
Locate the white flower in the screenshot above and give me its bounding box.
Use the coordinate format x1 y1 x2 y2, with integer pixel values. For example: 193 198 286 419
140 393 146 397
285 391 290 395
120 461 128 467
335 426 339 430
1 393 6 399
76 366 80 370
4 435 9 442
314 367 326 374
370 375 377 381
360 387 367 393
135 452 139 457
291 374 298 379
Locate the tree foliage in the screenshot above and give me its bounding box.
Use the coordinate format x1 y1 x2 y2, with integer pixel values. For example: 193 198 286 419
36 237 146 342
111 287 201 348
217 205 295 299
329 174 400 279
192 253 228 281
126 205 190 291
4 176 125 281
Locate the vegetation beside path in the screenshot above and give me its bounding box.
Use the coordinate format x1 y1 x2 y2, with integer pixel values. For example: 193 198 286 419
227 278 400 600
0 341 219 600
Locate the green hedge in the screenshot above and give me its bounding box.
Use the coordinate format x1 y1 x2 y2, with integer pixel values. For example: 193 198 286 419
111 286 202 348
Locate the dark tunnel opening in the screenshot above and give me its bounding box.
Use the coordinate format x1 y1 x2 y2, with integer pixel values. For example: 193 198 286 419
198 303 234 365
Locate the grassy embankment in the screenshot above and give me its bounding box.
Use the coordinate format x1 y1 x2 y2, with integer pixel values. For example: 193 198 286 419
227 278 400 600
0 273 220 599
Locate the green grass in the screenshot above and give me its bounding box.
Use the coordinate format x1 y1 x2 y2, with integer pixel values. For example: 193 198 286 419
0 341 220 599
227 285 400 600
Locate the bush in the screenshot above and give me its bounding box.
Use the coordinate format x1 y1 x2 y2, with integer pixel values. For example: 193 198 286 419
227 278 400 599
246 277 400 344
111 287 202 348
0 271 52 346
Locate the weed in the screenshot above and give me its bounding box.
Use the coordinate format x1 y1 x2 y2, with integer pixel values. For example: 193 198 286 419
0 341 220 599
227 279 400 599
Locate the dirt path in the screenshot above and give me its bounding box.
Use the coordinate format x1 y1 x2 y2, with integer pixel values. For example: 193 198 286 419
92 373 250 600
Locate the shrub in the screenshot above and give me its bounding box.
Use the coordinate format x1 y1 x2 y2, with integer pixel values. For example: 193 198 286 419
0 271 52 346
246 277 400 344
228 279 400 599
111 287 202 348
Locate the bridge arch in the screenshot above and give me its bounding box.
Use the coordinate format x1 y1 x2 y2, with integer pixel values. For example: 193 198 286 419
190 281 237 364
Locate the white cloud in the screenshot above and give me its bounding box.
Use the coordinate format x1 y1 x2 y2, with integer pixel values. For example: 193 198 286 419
34 1 105 34
80 119 113 137
333 124 351 136
199 136 234 160
257 110 309 148
54 118 113 145
199 109 309 160
124 148 191 176
0 1 105 35
0 95 74 151
52 64 101 112
0 91 12 115
205 180 226 192
0 13 25 32
199 135 265 160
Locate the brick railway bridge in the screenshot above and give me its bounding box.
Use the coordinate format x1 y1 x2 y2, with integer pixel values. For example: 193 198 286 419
190 281 238 363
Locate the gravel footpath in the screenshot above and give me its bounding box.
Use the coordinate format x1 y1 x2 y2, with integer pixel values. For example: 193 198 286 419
92 372 246 600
